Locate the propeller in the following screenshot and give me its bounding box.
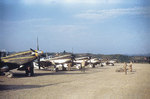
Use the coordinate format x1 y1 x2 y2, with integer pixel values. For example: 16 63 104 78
71 54 76 60
71 48 76 66
37 37 41 69
30 48 35 52
88 56 92 65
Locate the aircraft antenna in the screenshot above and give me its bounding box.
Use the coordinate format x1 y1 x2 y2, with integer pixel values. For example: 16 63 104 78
37 37 39 50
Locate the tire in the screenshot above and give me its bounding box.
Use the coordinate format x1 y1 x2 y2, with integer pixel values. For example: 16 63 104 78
55 68 58 72
92 64 95 68
62 65 66 71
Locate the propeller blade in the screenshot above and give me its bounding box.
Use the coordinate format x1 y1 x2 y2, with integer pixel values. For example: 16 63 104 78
37 37 39 51
71 54 76 61
30 48 35 52
37 37 40 69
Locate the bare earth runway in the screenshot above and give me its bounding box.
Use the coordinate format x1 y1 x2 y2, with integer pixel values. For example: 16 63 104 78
0 63 150 99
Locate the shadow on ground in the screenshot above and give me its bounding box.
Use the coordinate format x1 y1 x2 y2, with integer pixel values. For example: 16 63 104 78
1 66 106 78
0 81 65 91
11 71 88 78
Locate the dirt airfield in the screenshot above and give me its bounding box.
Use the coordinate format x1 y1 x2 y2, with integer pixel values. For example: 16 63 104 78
0 63 150 99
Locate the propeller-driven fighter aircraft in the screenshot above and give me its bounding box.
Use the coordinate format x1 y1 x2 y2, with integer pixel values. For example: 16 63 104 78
34 54 75 72
74 57 89 69
49 54 75 71
74 56 102 69
101 59 116 66
88 58 101 68
0 49 43 77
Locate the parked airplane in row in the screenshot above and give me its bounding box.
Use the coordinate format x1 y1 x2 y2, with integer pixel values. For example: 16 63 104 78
0 49 43 77
34 54 102 71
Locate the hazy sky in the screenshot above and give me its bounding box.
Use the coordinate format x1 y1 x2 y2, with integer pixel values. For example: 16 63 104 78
0 0 150 54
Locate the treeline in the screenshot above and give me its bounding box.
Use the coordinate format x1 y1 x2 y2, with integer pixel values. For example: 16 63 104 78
97 54 131 63
98 54 149 63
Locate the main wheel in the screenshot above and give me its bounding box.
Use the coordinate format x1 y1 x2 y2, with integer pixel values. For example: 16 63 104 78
55 68 58 72
92 64 95 68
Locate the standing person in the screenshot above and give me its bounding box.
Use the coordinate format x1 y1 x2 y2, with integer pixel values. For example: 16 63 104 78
124 62 127 75
81 60 86 72
68 63 72 71
129 61 133 72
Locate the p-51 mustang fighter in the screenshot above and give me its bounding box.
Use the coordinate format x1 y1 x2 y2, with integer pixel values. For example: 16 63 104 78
88 58 101 68
49 54 75 71
74 57 89 69
74 56 101 69
0 49 43 77
35 54 75 72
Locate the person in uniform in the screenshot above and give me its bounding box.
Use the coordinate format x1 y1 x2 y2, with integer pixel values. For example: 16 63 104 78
67 63 72 71
81 59 86 72
124 62 127 75
129 61 133 72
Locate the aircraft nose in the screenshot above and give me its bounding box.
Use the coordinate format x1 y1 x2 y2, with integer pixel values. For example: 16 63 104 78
38 51 43 55
35 50 43 57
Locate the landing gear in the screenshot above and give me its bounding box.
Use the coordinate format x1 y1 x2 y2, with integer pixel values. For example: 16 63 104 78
54 68 58 72
101 63 104 67
54 65 58 72
109 63 114 66
89 64 95 68
92 64 96 68
59 64 66 71
25 62 34 77
62 65 66 71
92 63 96 68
